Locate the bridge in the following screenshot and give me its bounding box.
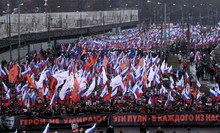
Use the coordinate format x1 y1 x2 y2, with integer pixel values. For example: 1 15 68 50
0 10 139 54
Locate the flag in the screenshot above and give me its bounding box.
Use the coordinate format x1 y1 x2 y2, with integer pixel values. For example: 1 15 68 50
165 91 174 107
210 89 217 100
59 78 71 100
30 92 36 105
82 79 96 99
160 85 167 96
182 89 191 104
148 68 155 82
169 76 174 90
85 123 96 133
100 85 108 98
6 89 10 100
215 84 220 100
71 77 81 102
101 67 108 87
0 66 7 78
110 75 123 88
196 91 201 105
111 87 118 98
148 95 155 107
2 81 8 92
196 80 201 88
84 53 100 70
21 67 32 77
121 68 129 77
102 55 108 70
185 72 190 83
42 123 50 133
120 58 129 71
8 64 19 83
21 84 29 92
50 91 58 105
15 84 22 94
27 74 37 89
160 60 166 74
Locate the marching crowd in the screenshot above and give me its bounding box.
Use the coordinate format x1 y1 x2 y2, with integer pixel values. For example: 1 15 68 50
0 26 220 118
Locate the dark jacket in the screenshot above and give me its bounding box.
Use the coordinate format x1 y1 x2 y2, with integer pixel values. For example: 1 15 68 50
106 127 114 133
155 130 164 133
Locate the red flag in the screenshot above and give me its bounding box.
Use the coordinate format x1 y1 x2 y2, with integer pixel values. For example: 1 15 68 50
8 64 19 83
84 52 100 70
71 77 80 103
27 75 37 89
50 77 57 99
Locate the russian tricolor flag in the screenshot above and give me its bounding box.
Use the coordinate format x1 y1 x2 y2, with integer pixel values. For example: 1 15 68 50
121 68 129 77
210 89 217 100
185 72 190 83
0 67 7 78
132 83 139 99
182 91 191 104
50 91 59 105
97 76 103 86
148 95 155 107
15 84 22 94
45 70 51 78
196 91 201 105
100 85 108 98
111 87 118 98
135 73 141 82
130 72 135 83
85 123 96 133
215 84 220 100
21 84 29 92
21 67 32 77
6 89 10 100
2 81 8 92
42 123 50 133
196 80 201 88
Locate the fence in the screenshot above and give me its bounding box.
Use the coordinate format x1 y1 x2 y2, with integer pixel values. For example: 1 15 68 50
0 10 138 39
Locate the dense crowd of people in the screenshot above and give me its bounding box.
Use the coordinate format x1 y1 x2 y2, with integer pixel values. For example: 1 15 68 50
0 25 220 118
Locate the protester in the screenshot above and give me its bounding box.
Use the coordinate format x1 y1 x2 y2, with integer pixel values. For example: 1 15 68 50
78 127 85 133
0 26 219 120
155 127 164 133
97 128 104 133
106 125 114 133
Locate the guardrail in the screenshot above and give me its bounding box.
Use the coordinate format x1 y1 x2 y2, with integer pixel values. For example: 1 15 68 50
0 21 138 51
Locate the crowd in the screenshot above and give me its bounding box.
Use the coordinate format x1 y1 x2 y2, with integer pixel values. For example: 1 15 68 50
0 26 220 119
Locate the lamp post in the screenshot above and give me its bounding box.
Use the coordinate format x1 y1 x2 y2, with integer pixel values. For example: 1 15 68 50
6 0 12 61
44 0 51 49
164 3 167 52
17 0 21 65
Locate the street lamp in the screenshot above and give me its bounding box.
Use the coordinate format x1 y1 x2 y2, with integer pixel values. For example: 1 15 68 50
18 0 22 65
57 6 60 12
44 0 51 49
5 0 12 61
